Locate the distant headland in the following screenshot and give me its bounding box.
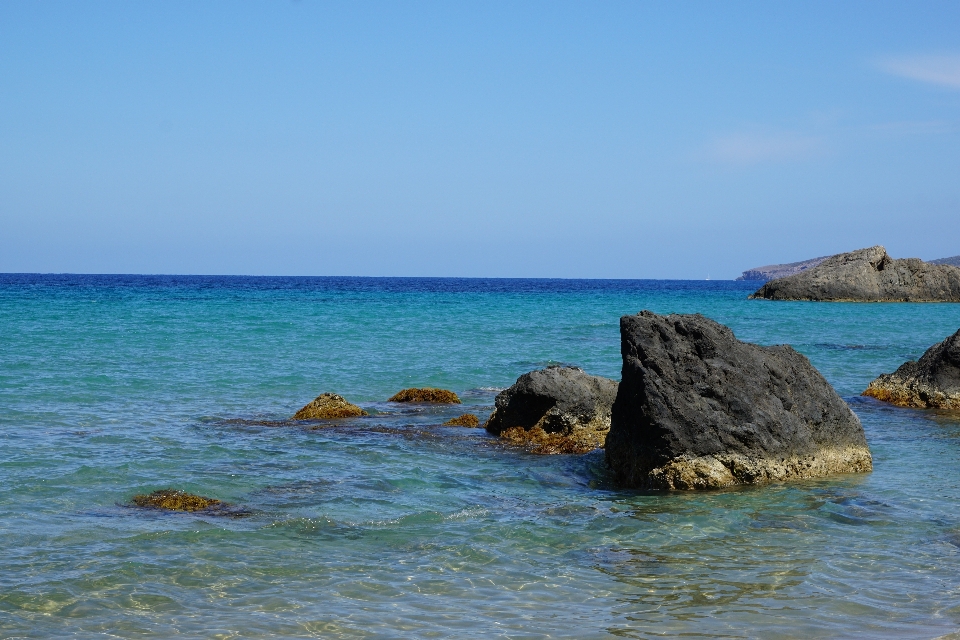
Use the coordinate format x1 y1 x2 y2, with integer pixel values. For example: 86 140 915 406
748 246 960 302
738 252 960 282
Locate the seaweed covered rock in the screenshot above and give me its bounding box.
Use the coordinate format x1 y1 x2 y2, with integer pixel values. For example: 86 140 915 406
863 328 960 409
132 489 221 512
750 246 960 302
443 413 481 427
606 311 872 490
388 388 461 403
484 366 618 454
293 393 368 420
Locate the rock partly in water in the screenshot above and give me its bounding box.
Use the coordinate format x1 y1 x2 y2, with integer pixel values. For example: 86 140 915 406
484 366 618 454
442 413 481 427
605 311 872 490
132 489 222 512
388 388 461 403
736 255 830 282
750 246 960 302
293 393 368 420
863 328 960 409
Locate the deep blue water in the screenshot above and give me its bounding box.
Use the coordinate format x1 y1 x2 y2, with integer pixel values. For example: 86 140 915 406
2 275 959 638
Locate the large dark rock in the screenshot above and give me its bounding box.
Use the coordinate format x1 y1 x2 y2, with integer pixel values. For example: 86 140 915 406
606 312 872 489
750 246 960 302
863 328 960 409
484 366 619 454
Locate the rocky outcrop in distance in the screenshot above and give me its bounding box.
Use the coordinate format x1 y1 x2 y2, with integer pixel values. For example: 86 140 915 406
736 256 829 282
750 246 960 302
931 255 960 268
484 366 618 454
863 328 960 409
605 311 872 490
293 393 368 420
389 388 461 403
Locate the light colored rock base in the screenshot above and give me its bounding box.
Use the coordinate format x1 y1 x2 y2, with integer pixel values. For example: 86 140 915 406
863 377 960 410
641 446 874 490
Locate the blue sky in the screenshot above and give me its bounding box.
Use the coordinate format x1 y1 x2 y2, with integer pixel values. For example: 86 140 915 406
1 1 958 278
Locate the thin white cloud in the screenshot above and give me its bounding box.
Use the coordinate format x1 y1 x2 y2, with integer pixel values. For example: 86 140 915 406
879 54 960 89
701 131 824 165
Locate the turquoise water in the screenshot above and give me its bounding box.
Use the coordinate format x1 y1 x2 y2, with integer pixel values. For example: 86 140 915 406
2 275 960 639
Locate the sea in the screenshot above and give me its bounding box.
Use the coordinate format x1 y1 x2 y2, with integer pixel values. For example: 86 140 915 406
1 274 959 639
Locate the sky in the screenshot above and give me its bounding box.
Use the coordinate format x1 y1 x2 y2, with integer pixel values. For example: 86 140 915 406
1 1 959 278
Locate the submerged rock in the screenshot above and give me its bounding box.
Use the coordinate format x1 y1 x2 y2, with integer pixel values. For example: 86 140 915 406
484 366 618 454
443 413 481 427
293 393 368 420
388 388 461 403
605 311 872 490
132 489 221 512
863 328 960 409
750 246 960 302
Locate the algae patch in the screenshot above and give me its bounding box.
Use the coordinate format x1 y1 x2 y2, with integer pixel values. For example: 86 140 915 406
131 489 222 512
293 393 368 420
389 388 461 403
442 413 481 427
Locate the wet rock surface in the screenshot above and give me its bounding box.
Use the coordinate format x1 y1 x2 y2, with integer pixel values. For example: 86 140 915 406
863 327 960 409
606 311 872 489
750 246 960 302
293 393 368 420
388 388 461 403
484 366 618 454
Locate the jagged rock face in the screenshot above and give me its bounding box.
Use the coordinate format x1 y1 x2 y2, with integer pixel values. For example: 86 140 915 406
605 311 872 490
750 246 960 302
293 393 368 420
484 366 619 454
863 328 960 409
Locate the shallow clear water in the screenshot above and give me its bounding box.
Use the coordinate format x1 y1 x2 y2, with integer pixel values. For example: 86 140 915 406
1 275 959 639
